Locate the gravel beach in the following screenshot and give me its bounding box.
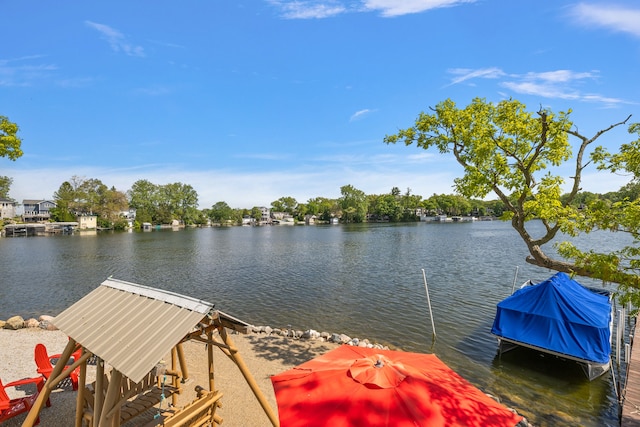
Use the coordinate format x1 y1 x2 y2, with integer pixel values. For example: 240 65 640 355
0 327 339 426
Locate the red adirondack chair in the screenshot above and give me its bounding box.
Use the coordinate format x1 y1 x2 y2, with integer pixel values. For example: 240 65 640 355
0 376 51 425
34 343 81 391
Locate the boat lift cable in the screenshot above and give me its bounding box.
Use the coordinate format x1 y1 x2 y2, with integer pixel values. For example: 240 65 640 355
421 269 437 345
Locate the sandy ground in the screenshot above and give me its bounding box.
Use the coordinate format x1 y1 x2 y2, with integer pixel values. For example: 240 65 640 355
0 327 339 426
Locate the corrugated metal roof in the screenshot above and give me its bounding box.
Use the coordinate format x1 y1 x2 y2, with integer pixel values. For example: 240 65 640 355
52 278 214 383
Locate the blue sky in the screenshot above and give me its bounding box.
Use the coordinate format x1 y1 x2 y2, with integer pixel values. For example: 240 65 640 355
1 1 639 208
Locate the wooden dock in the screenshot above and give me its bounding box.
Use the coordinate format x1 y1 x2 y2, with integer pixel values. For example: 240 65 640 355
622 319 640 426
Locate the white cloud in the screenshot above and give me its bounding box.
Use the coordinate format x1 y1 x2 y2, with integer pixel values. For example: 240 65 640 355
363 0 476 17
266 1 346 19
448 67 630 108
0 56 57 87
85 21 145 57
447 67 506 85
349 109 374 121
266 0 475 19
570 3 640 37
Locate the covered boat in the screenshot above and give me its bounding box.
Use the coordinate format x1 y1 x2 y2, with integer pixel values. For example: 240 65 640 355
491 271 612 380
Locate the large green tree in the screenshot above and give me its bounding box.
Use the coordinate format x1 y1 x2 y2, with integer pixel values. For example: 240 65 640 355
339 184 368 223
0 176 12 199
384 98 635 292
0 116 23 200
0 116 23 160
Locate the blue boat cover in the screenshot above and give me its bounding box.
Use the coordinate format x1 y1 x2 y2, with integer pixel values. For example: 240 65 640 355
491 272 611 364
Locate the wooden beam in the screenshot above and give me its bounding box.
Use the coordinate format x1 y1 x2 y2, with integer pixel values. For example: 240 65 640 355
219 327 279 427
23 338 78 427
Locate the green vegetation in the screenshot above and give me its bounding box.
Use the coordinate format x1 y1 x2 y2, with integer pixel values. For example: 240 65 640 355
0 116 22 200
385 97 640 305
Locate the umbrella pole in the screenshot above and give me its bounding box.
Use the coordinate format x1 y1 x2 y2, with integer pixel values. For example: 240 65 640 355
421 269 437 343
219 327 280 427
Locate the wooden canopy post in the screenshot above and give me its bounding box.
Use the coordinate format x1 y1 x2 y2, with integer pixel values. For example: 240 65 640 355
219 327 280 427
98 369 122 427
176 342 189 381
93 359 105 427
75 348 88 427
207 329 215 392
23 338 79 427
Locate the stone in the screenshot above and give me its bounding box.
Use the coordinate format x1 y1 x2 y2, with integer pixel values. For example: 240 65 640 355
4 315 25 330
0 320 5 329
39 314 55 323
25 318 40 328
338 334 351 344
264 326 273 335
45 322 58 331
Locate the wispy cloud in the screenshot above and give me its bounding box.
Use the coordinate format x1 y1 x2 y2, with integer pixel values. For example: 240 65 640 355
363 0 476 17
0 56 57 87
266 0 475 19
266 0 347 19
349 108 375 121
448 67 631 108
569 3 640 37
85 21 145 57
447 67 506 86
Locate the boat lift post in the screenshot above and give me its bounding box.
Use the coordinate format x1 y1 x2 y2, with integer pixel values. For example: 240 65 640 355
511 266 520 294
421 269 436 343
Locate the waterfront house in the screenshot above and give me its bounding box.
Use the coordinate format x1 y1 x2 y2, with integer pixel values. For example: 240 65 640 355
0 198 16 219
22 199 56 222
77 215 97 230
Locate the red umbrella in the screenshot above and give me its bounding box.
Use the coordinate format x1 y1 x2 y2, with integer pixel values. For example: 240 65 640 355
271 345 522 427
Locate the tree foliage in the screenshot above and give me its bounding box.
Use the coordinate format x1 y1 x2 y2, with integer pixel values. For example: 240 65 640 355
385 97 636 292
0 116 23 161
339 184 368 223
0 116 23 201
51 176 129 225
0 176 12 199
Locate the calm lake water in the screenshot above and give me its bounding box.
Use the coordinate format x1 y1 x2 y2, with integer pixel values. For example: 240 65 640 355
0 220 630 426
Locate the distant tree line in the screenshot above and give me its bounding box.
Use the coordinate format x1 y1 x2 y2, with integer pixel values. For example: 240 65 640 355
18 175 631 230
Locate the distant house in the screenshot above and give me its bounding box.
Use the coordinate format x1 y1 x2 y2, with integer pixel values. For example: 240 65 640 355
259 207 271 225
77 215 97 230
0 198 16 219
120 208 137 228
22 199 56 222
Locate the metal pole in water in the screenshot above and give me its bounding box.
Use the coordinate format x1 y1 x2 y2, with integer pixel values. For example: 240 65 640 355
511 266 520 294
617 309 622 367
421 268 436 339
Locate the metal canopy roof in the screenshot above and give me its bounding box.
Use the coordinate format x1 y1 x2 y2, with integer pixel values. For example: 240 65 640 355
52 278 214 383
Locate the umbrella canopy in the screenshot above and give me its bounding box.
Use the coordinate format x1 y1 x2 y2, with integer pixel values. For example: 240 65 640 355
271 346 522 427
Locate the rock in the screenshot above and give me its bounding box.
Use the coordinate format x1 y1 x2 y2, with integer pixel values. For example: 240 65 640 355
264 326 273 335
0 320 5 329
338 334 351 344
25 318 40 328
39 314 55 323
4 315 25 329
302 329 320 340
45 322 58 331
